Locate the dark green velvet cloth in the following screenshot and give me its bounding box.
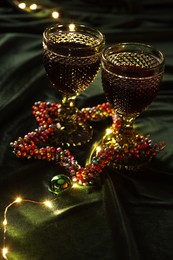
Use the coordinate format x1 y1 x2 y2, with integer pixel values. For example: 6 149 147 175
1 1 173 259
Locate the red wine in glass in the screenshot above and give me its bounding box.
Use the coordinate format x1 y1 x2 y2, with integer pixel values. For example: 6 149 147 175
102 51 164 116
42 24 105 146
97 43 165 170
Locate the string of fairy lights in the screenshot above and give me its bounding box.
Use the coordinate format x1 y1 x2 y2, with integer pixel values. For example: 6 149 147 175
2 196 58 259
1 180 81 260
2 3 166 258
2 1 59 256
0 101 113 259
9 0 61 19
1 100 164 259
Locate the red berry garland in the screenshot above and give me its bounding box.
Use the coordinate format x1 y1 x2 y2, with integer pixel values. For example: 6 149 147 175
10 101 165 192
11 102 114 188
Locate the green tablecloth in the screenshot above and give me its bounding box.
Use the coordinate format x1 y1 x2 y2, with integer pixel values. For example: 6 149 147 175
1 1 173 259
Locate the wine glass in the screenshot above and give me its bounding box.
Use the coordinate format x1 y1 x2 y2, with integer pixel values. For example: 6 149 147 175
94 42 165 170
43 23 105 146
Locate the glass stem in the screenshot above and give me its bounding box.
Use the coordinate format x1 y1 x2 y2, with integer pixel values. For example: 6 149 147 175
113 113 136 145
61 96 77 118
62 96 75 108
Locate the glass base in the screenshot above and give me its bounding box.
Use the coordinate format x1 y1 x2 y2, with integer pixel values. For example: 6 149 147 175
49 120 93 147
47 102 93 146
91 127 165 171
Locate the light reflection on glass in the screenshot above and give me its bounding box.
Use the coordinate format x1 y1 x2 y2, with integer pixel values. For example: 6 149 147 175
69 23 76 31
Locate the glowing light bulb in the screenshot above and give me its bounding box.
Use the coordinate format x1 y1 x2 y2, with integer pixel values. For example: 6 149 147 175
106 128 112 135
15 197 22 203
72 183 78 188
69 23 76 31
51 11 59 19
30 4 38 10
3 218 7 226
43 200 53 208
18 3 26 9
96 145 101 154
2 247 8 259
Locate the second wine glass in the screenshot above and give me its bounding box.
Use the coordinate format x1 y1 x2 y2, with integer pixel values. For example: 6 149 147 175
94 43 165 170
43 23 105 146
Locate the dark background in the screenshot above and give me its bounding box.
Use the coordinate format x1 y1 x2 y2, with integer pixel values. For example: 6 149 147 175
0 1 173 259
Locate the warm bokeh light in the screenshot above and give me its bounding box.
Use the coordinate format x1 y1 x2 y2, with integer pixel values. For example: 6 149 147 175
69 23 76 31
30 3 38 10
12 1 62 18
15 197 22 203
96 145 101 154
18 2 26 9
2 247 8 259
72 183 78 188
43 200 53 208
105 127 112 135
51 10 59 19
3 218 7 226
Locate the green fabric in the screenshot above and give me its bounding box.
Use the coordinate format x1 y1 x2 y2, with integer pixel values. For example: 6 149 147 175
1 1 173 259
